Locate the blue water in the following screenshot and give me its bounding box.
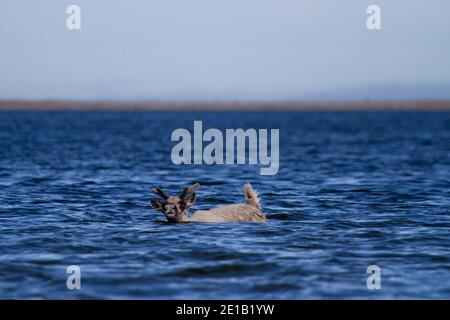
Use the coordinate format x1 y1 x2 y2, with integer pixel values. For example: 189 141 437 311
0 111 449 299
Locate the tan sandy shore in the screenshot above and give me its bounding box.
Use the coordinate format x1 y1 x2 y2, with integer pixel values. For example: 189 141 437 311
1 100 450 111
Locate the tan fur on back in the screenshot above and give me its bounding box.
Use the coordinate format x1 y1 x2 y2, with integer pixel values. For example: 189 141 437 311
191 204 266 222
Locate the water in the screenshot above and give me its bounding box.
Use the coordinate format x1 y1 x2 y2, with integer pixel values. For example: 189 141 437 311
0 111 449 299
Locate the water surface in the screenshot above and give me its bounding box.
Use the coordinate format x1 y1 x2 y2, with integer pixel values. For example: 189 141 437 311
0 111 449 299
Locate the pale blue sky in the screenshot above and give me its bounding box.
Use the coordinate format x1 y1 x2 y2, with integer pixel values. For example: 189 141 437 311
1 0 449 101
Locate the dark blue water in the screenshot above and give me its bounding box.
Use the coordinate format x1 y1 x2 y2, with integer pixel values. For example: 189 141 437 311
0 111 449 299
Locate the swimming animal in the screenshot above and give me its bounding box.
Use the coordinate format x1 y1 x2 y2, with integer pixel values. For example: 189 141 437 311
150 183 266 223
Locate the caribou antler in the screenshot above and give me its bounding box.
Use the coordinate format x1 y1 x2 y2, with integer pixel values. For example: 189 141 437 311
152 187 168 199
180 183 200 200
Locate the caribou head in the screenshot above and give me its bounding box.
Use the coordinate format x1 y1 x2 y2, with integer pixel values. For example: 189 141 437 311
150 183 200 222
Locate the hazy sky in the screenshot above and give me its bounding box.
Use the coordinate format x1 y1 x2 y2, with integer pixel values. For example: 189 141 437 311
1 0 449 101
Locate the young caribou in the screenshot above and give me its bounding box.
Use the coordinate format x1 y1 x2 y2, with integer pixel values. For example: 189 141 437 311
150 183 266 223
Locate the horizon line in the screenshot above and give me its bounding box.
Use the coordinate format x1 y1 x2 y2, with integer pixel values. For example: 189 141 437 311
1 99 450 111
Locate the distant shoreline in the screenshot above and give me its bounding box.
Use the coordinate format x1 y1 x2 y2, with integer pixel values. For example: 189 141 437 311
1 100 450 111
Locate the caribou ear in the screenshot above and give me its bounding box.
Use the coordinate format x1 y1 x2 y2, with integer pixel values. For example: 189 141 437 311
185 193 196 207
150 200 163 212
